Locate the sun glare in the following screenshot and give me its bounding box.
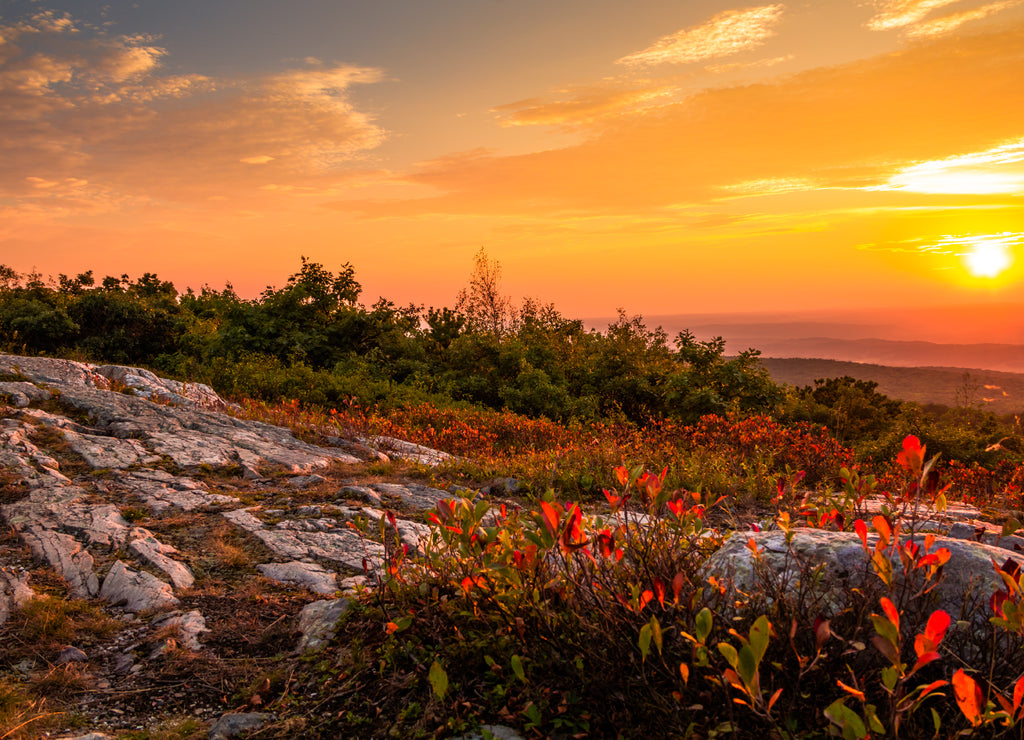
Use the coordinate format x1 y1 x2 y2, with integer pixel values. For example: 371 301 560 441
957 234 1015 278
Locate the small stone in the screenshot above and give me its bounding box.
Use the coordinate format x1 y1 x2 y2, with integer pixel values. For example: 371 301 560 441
289 474 326 489
208 712 273 740
295 598 352 653
448 725 527 740
56 645 88 664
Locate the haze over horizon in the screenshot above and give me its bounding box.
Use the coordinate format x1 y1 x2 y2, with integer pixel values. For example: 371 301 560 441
3 0 1024 340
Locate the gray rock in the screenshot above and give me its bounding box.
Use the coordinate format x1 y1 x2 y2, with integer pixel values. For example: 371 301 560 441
125 472 238 513
289 474 326 489
361 435 452 466
296 598 351 652
371 482 450 511
449 725 527 740
0 568 35 625
100 560 179 613
208 712 273 740
257 561 338 594
59 428 161 469
55 645 88 664
0 381 51 407
340 484 382 506
704 529 1011 621
20 527 98 597
150 609 209 651
129 532 195 589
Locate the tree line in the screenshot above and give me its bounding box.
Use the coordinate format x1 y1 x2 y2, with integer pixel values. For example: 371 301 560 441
0 253 1017 465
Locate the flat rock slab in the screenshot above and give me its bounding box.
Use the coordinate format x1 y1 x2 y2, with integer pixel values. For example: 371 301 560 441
129 534 195 590
257 561 338 594
370 482 450 511
0 381 52 408
100 560 178 613
21 527 98 598
60 428 162 469
1 353 361 474
223 508 387 573
705 529 1011 621
361 435 452 466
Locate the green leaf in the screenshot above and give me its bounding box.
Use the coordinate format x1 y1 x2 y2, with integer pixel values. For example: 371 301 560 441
649 615 664 655
737 645 758 691
695 607 713 643
639 624 652 660
748 615 770 664
870 615 899 651
881 665 899 691
717 642 739 669
1003 517 1022 538
428 660 448 701
824 699 867 740
510 654 526 683
474 499 490 523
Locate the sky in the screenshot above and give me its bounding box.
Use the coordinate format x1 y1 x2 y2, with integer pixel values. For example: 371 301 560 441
2 0 1024 335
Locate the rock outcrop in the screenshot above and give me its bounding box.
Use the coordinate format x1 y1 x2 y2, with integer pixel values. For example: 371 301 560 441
0 353 458 736
0 352 1018 738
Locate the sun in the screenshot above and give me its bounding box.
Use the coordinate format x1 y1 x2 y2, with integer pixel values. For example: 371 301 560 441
961 235 1013 279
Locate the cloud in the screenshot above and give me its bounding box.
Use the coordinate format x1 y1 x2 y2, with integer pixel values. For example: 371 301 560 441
869 138 1024 193
0 9 386 209
361 23 1024 219
866 0 1020 35
906 0 1023 36
866 0 962 30
618 5 785 67
491 83 679 128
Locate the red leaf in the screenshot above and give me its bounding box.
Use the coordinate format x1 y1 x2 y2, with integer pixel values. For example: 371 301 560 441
672 572 685 604
952 669 984 726
855 519 868 550
653 578 666 608
1013 673 1024 716
897 435 925 472
539 500 561 537
880 597 900 632
614 466 629 487
603 489 622 509
814 617 832 651
639 589 654 612
923 610 951 648
873 515 892 548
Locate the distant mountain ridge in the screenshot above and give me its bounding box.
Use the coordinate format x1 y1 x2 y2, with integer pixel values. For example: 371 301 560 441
750 338 1024 374
758 358 1024 416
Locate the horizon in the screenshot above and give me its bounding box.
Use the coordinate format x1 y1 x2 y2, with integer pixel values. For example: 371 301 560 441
2 1 1024 334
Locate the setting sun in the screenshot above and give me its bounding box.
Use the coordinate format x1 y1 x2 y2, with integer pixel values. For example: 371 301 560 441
961 234 1014 278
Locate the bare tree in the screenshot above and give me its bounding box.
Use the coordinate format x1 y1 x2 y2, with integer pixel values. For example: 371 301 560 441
455 247 514 336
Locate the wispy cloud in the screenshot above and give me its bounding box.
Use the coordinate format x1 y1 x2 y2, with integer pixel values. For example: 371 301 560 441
492 83 679 128
907 0 1022 36
374 24 1024 218
866 0 1020 35
869 139 1024 194
866 0 962 30
0 10 386 209
617 5 785 67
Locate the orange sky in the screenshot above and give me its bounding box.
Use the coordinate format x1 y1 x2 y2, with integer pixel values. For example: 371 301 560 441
2 1 1024 331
